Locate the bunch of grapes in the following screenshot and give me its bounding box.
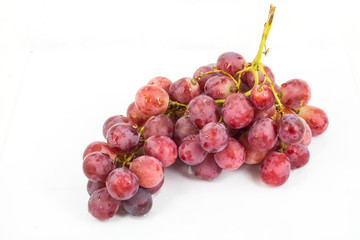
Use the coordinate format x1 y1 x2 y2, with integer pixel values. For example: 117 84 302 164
82 5 329 220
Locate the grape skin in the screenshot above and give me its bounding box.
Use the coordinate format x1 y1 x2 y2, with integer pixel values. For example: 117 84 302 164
83 141 117 160
106 123 139 152
278 114 305 145
248 118 278 152
299 117 312 146
298 105 329 136
143 136 177 167
173 116 198 145
204 75 237 99
250 105 276 126
279 79 311 108
87 181 106 196
145 177 164 195
106 168 139 200
88 188 121 220
199 122 229 153
83 152 116 183
130 156 164 188
169 77 201 104
148 76 172 93
241 64 275 88
123 188 153 216
142 114 174 140
249 85 275 110
179 134 208 165
191 154 222 180
283 144 310 169
239 131 268 165
187 95 220 129
135 85 169 116
260 151 291 186
193 66 220 91
221 93 254 129
214 137 245 170
217 52 246 76
103 115 135 139
127 102 150 127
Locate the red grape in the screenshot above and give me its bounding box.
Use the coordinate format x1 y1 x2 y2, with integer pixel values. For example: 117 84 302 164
239 131 268 165
144 136 177 167
241 64 275 88
142 114 174 140
221 93 254 129
123 188 153 216
106 123 139 152
83 141 117 160
191 154 222 180
88 188 121 220
299 117 312 146
249 85 275 110
130 156 164 188
283 144 310 169
135 85 169 116
169 77 200 104
204 75 237 99
217 52 246 76
279 79 311 108
187 95 220 129
199 122 229 153
260 151 291 186
83 152 116 183
87 181 105 196
193 66 220 91
148 76 172 93
297 105 329 136
127 102 150 127
251 105 276 125
248 118 278 152
173 116 198 144
106 168 139 200
278 114 305 144
179 134 208 165
103 115 135 138
145 177 164 194
214 137 245 170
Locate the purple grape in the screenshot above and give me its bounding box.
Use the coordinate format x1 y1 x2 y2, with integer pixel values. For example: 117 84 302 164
248 118 278 152
106 168 139 200
187 95 220 129
221 93 254 129
260 151 291 186
169 77 200 104
88 188 121 220
278 114 305 144
103 115 135 138
123 188 153 216
193 65 220 91
87 181 106 196
199 122 229 153
143 136 177 167
283 144 310 169
83 152 116 183
214 137 245 170
279 79 311 108
191 154 222 180
106 123 139 152
217 52 246 76
142 114 174 140
173 116 198 144
204 75 236 99
179 134 208 165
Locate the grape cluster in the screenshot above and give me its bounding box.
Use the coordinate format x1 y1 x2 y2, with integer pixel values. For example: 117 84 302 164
82 5 329 220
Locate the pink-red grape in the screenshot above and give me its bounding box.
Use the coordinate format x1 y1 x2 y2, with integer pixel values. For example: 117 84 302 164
148 76 172 93
251 105 276 125
279 79 311 108
191 154 222 180
239 131 268 164
83 141 117 160
106 123 139 152
142 114 174 140
241 64 275 88
83 152 116 183
145 177 164 195
249 85 275 110
169 77 200 104
278 114 305 144
144 136 177 167
127 102 150 127
173 116 198 144
297 105 329 136
299 117 312 146
187 95 220 129
217 52 246 76
88 188 121 220
214 137 245 170
123 188 153 216
103 115 135 138
106 168 139 200
87 181 105 196
199 122 229 153
283 144 310 169
221 93 254 129
204 75 236 99
130 156 164 188
260 151 291 186
179 134 208 165
248 118 278 152
135 85 169 116
193 66 220 91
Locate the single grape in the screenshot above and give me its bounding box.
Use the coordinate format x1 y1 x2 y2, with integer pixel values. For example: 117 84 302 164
106 123 139 152
87 181 106 196
248 118 278 152
135 85 169 116
102 115 135 139
260 151 291 186
299 117 312 146
148 76 172 93
187 95 220 129
214 137 245 170
193 66 220 91
279 79 311 108
179 134 208 165
238 131 268 164
123 188 153 216
239 82 251 93
127 102 150 127
221 93 254 129
88 188 121 220
199 122 229 153
173 116 198 144
278 114 305 144
283 144 310 169
142 114 174 140
249 85 275 110
297 105 329 136
241 64 275 88
83 141 117 160
204 75 237 99
251 105 276 125
145 177 164 194
130 156 164 188
191 154 222 180
143 136 177 167
83 152 116 183
106 168 139 200
217 52 246 76
169 77 200 104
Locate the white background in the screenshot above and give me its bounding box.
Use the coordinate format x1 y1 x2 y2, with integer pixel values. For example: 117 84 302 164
1 0 360 239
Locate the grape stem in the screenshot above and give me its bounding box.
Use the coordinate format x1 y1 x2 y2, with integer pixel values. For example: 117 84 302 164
191 69 238 88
